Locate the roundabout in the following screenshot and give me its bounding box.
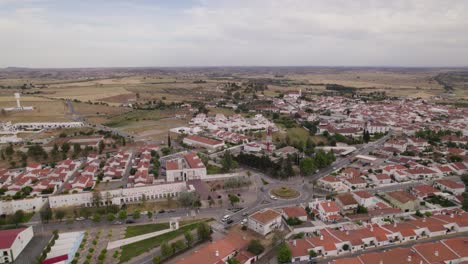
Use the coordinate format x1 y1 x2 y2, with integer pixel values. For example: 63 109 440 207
270 186 300 199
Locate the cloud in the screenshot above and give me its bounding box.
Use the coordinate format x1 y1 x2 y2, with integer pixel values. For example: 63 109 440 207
0 0 467 67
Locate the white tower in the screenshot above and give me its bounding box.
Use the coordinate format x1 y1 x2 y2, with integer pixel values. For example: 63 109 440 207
14 93 21 108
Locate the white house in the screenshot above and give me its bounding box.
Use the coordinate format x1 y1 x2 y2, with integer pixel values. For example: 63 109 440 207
164 153 207 182
248 209 282 236
0 226 33 263
434 179 465 195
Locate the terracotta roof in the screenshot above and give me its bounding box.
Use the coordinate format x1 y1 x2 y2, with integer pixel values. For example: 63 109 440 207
173 232 248 264
250 209 281 224
0 227 27 249
386 191 417 204
413 241 458 263
185 135 223 146
335 193 358 206
281 206 307 218
436 179 464 189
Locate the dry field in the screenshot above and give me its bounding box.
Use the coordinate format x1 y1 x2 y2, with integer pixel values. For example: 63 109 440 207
0 96 70 122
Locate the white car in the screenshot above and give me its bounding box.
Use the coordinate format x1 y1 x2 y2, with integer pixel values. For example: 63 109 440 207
270 195 277 200
221 215 231 222
75 217 85 221
241 219 247 225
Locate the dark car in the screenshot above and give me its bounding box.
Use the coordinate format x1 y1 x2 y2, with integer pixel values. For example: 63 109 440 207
158 209 166 213
226 219 234 225
126 220 135 224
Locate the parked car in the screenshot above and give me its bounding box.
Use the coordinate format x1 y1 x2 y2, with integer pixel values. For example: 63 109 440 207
242 212 248 217
221 215 231 222
158 209 166 213
241 219 247 225
226 219 234 225
113 221 122 225
126 220 135 224
75 217 85 221
270 195 278 200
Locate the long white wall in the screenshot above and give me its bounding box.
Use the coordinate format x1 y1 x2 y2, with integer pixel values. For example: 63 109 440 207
0 197 47 215
49 182 188 208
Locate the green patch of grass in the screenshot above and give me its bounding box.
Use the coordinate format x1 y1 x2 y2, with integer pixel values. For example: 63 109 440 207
207 164 222 175
119 222 201 263
125 223 170 238
179 218 212 227
426 195 456 207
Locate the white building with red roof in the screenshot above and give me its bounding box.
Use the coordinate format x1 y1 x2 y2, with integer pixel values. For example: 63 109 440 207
183 135 225 152
434 179 465 195
311 200 341 222
248 209 282 236
164 152 207 182
318 176 348 192
0 226 33 263
281 206 308 221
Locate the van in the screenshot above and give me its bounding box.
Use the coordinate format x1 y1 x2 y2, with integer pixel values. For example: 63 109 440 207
221 215 231 222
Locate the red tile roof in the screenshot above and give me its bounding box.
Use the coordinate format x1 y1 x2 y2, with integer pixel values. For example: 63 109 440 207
0 227 27 249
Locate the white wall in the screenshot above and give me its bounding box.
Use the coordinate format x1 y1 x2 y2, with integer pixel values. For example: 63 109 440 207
49 182 188 208
0 197 47 215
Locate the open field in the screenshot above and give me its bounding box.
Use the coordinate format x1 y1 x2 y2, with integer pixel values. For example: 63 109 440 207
0 96 70 122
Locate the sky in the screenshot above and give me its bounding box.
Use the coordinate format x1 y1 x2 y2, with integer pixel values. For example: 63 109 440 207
0 0 467 68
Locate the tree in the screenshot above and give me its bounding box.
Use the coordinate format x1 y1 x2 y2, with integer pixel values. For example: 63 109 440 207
80 207 91 219
356 205 368 214
309 250 317 258
118 210 127 220
50 144 59 160
92 213 101 223
184 231 193 247
153 256 161 264
92 190 102 207
221 151 238 172
247 240 264 255
228 194 240 207
178 192 199 208
55 209 66 222
61 142 70 154
73 143 81 155
363 130 370 143
160 242 172 257
107 213 115 222
40 207 53 223
277 242 292 263
227 258 241 264
300 157 316 176
197 222 212 241
98 140 105 154
13 210 25 226
133 210 141 220
147 211 153 219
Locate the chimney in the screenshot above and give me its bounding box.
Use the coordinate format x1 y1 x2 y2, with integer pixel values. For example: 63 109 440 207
320 235 324 241
434 250 439 257
422 218 426 223
379 260 383 264
293 240 296 246
394 222 397 228
450 214 454 218
215 250 219 257
346 230 349 236
327 202 330 207
407 255 412 262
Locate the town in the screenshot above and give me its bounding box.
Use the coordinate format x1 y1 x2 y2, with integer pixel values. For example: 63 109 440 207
0 68 467 264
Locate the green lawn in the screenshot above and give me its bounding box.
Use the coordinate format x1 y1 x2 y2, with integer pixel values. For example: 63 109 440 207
207 164 222 175
119 222 202 263
125 223 170 238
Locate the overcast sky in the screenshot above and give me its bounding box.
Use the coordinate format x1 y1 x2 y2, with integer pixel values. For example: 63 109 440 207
1 0 467 68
